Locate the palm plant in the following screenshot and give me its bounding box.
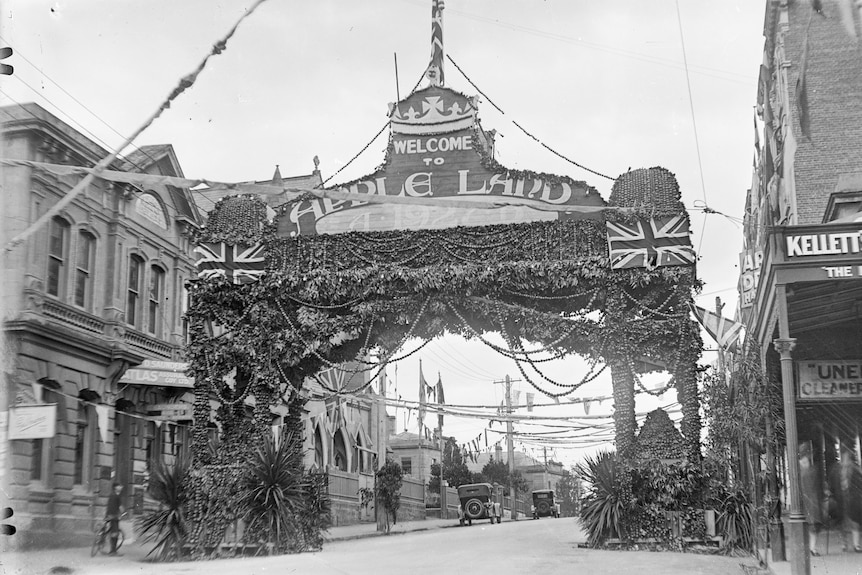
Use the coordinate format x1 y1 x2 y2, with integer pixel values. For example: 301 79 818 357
241 432 308 554
716 488 754 552
577 450 625 546
136 454 190 561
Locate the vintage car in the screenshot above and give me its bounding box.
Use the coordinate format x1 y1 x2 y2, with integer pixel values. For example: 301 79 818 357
531 489 560 519
457 483 501 526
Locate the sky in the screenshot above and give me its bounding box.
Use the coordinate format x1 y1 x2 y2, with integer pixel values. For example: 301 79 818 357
1 0 767 469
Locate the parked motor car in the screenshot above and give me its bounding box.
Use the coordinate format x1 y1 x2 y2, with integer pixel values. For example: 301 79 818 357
457 483 501 526
531 489 560 519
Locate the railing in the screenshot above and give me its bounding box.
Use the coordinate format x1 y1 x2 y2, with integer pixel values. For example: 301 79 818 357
42 299 104 335
399 475 424 505
124 329 174 358
502 495 530 517
327 469 359 500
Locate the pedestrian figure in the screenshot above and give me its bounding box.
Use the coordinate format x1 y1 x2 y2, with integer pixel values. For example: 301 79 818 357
798 443 824 555
828 445 862 553
105 483 124 556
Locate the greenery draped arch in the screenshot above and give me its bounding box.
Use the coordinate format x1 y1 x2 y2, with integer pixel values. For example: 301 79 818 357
186 165 703 466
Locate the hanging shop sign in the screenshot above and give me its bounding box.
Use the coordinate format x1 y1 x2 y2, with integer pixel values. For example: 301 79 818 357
120 360 193 388
8 403 57 439
147 402 193 421
797 360 862 401
277 86 605 236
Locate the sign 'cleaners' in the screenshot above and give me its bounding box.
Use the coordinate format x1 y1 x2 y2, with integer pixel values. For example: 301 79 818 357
797 360 862 401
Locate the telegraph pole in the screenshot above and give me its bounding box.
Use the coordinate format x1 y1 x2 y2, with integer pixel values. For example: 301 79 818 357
494 374 520 520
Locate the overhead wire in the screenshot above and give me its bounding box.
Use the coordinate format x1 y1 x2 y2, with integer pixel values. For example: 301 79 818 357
0 36 160 170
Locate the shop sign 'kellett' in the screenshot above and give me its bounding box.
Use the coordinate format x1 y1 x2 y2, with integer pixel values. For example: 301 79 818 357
276 86 606 236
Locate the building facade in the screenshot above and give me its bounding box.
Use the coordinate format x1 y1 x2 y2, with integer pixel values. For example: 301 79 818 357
743 2 862 572
1 103 202 549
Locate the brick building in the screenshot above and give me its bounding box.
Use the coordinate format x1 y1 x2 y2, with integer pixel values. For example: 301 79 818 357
742 2 862 572
1 103 202 548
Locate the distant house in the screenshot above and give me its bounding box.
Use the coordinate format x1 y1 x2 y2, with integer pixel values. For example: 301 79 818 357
387 415 441 484
468 443 566 494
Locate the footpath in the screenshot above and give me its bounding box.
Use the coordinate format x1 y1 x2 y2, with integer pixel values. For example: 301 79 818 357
0 517 457 575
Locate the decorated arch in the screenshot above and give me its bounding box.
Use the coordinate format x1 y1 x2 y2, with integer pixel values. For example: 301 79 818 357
186 81 703 468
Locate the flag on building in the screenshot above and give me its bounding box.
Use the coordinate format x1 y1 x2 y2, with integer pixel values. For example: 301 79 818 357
195 242 266 284
418 361 427 434
690 304 744 353
753 111 761 158
436 372 445 430
796 10 813 139
606 216 695 270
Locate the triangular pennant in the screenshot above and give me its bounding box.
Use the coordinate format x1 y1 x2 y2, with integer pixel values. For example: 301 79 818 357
95 404 110 444
689 304 744 352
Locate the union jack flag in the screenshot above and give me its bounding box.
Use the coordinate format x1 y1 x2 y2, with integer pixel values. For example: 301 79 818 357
194 242 266 284
606 216 695 270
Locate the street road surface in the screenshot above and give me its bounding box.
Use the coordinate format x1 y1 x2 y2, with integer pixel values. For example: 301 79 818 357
3 518 758 575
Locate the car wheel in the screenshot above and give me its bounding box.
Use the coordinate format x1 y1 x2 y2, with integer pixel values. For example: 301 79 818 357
464 498 484 519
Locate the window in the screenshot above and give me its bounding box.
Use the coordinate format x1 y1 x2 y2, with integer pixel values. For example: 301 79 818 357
29 384 63 485
314 426 324 469
47 217 69 297
181 284 191 344
74 231 95 309
145 421 164 472
333 432 348 471
127 255 144 327
401 457 413 476
148 266 164 335
73 401 96 489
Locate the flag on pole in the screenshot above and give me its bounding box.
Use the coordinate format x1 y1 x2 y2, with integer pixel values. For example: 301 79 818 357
795 11 813 139
526 393 534 412
436 372 445 430
427 0 445 86
690 304 744 352
754 111 761 158
418 360 427 435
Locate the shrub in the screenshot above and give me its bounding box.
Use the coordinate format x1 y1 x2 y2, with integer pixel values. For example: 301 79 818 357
716 489 754 551
136 454 190 561
577 451 625 546
375 459 403 533
241 432 308 553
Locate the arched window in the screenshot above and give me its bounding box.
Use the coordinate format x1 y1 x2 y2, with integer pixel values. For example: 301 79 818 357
74 391 99 490
148 265 165 335
74 231 95 309
355 433 367 473
314 426 324 469
47 217 70 298
127 255 144 327
333 431 348 472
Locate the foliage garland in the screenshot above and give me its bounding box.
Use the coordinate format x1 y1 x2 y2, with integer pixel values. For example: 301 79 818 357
186 165 706 555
